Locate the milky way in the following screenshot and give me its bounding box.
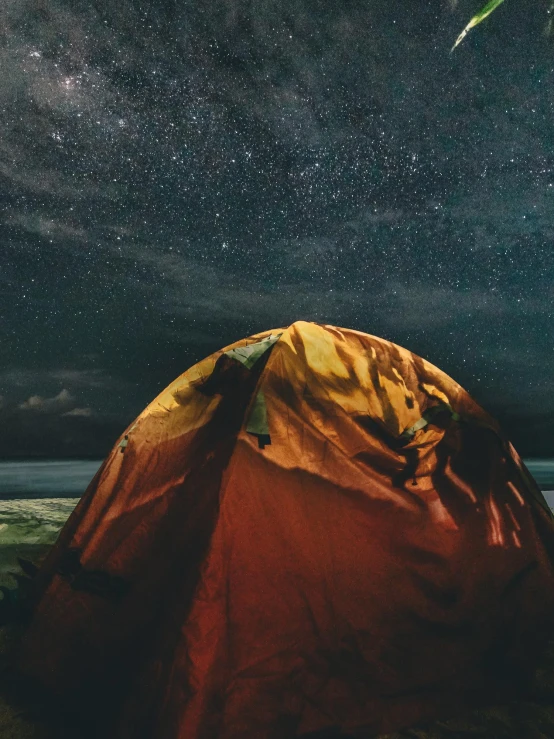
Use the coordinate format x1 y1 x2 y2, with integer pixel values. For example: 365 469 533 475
1 0 554 457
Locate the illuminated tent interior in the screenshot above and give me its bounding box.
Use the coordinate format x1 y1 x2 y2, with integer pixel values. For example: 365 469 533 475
17 321 554 738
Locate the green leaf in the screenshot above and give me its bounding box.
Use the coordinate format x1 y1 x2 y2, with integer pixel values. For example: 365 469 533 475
545 1 554 38
452 0 507 51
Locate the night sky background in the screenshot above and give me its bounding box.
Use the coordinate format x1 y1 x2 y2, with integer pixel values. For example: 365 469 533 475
1 0 554 459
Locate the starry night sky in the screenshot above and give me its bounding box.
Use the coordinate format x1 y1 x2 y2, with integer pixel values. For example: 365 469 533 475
1 0 554 459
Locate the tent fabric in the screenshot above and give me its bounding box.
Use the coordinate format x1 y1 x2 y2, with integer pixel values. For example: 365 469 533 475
17 321 554 738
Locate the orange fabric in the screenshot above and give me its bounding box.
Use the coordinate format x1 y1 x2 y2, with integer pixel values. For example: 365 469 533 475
18 321 554 738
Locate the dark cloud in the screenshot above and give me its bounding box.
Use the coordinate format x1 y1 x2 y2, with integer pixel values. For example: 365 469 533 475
0 407 123 458
1 0 553 457
0 388 122 458
19 387 75 413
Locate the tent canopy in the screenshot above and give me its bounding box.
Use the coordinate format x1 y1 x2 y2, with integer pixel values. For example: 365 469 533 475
19 321 554 738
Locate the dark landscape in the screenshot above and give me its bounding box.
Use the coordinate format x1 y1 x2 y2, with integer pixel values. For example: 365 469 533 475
3 0 554 736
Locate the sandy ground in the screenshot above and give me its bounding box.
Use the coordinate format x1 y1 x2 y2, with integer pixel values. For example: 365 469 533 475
2 500 554 738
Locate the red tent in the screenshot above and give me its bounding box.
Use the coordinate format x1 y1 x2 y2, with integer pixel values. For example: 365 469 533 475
18 321 554 738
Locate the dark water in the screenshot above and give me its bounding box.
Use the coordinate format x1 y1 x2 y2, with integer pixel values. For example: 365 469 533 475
0 460 102 499
0 459 553 504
